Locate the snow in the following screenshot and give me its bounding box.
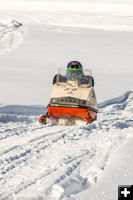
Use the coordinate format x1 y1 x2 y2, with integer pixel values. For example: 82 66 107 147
0 25 133 104
1 0 133 31
73 137 133 200
0 91 133 200
0 20 24 55
0 0 133 199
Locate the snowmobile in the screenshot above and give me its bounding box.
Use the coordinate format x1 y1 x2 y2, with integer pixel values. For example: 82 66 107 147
39 67 98 125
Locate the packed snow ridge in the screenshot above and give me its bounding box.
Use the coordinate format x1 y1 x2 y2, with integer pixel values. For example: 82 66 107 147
0 20 24 55
0 91 133 200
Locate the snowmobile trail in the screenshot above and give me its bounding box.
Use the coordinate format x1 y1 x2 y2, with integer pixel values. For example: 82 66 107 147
0 91 133 200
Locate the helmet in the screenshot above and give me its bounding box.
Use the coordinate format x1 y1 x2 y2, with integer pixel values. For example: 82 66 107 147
66 61 83 80
67 61 83 69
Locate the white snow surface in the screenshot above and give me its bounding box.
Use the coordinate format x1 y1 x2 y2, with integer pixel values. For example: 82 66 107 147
0 0 133 200
0 91 133 200
0 0 133 31
0 24 133 105
0 20 24 55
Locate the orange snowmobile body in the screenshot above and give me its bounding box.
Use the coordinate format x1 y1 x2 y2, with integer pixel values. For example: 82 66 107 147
47 106 97 124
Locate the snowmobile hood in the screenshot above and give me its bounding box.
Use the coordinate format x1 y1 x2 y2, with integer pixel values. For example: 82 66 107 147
50 82 92 100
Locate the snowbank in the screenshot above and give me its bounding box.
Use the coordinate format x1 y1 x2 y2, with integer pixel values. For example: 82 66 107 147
0 20 24 55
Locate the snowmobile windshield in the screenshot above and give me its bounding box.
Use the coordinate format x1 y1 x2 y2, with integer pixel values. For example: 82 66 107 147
56 68 93 87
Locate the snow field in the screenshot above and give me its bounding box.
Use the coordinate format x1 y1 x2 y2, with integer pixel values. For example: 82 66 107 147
0 23 133 105
0 91 133 199
1 0 133 31
0 0 133 199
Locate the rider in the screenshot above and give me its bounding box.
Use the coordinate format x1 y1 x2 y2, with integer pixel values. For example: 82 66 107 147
66 61 95 86
53 61 94 86
66 61 83 82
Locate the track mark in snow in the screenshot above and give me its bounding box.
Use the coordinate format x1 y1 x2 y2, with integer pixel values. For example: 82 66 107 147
0 20 24 55
0 126 69 178
0 91 133 200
